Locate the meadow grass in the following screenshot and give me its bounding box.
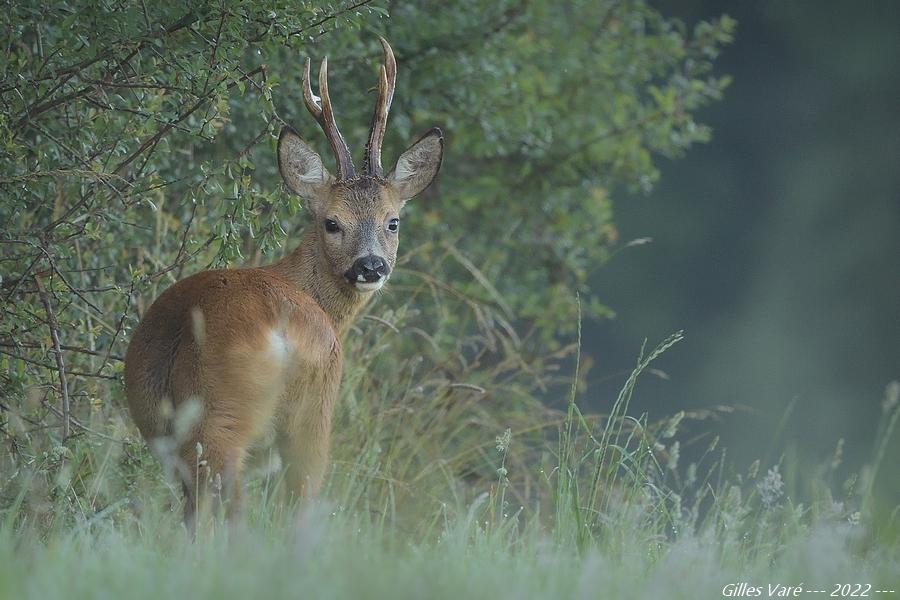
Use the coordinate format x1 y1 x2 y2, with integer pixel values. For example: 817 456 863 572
1 297 898 599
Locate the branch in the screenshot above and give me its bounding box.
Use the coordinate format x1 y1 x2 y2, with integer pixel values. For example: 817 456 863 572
0 341 123 362
41 397 124 443
287 0 374 37
0 348 118 380
111 64 267 177
34 275 71 440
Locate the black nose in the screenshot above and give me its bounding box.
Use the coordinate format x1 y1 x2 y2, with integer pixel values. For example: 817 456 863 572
349 255 388 283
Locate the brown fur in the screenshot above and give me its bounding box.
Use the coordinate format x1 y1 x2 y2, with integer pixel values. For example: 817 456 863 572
124 266 344 528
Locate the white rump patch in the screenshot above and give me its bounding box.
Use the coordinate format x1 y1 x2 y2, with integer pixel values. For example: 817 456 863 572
267 329 290 363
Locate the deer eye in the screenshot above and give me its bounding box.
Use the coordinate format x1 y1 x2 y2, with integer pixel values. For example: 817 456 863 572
387 218 400 233
324 219 341 233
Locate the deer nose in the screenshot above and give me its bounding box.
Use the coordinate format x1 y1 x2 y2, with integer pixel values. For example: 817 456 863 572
349 255 388 283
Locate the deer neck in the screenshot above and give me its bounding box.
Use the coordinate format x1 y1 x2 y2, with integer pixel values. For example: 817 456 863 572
265 227 371 333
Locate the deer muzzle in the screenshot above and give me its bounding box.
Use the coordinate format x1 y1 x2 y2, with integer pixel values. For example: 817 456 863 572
345 255 389 291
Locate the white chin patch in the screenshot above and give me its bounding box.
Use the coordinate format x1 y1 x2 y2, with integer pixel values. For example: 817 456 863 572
354 280 385 292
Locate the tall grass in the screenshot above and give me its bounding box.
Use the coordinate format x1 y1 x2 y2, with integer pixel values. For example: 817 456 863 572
1 273 898 599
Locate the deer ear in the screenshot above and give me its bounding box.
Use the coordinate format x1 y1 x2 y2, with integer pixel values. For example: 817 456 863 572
386 128 443 202
278 127 332 212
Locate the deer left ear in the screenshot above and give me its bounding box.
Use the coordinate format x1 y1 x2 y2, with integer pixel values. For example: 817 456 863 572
387 128 443 202
278 127 332 212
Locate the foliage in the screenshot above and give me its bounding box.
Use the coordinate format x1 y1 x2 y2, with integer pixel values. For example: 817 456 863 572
0 0 733 451
0 0 382 438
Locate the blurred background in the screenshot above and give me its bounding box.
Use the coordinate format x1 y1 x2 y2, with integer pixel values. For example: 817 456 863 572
591 0 900 493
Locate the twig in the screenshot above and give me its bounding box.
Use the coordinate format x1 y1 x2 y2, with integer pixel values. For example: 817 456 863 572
41 398 124 443
209 8 227 67
174 203 198 280
144 232 217 282
111 64 267 177
238 115 275 157
0 341 123 362
34 275 71 440
97 280 134 376
286 0 374 37
0 348 118 380
33 241 104 314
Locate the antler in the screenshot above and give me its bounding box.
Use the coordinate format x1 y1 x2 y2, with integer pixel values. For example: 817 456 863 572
363 37 397 178
302 56 356 180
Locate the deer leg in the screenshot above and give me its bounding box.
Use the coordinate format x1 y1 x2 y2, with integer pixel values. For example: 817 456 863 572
276 367 340 503
179 337 287 527
276 405 332 503
178 428 246 533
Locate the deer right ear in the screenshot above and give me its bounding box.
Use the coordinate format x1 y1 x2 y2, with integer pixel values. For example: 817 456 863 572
278 127 332 210
386 128 444 202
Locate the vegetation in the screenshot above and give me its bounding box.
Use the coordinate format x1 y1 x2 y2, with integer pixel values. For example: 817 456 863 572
1 2 897 599
2 336 897 599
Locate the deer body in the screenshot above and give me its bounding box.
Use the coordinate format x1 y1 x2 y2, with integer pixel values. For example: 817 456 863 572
123 39 443 527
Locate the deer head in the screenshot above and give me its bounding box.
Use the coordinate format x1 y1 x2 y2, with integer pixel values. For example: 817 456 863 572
277 38 443 293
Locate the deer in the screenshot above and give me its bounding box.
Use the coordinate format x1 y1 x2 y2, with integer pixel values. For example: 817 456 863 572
124 38 443 530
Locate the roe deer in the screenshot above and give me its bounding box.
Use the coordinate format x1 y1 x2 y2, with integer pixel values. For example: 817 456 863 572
124 38 443 529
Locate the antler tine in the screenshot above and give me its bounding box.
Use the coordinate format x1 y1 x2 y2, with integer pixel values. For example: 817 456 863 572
363 37 397 177
318 57 356 180
301 57 322 119
300 55 355 180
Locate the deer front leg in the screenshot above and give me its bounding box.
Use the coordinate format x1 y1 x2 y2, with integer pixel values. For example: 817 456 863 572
276 411 331 502
276 368 341 503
